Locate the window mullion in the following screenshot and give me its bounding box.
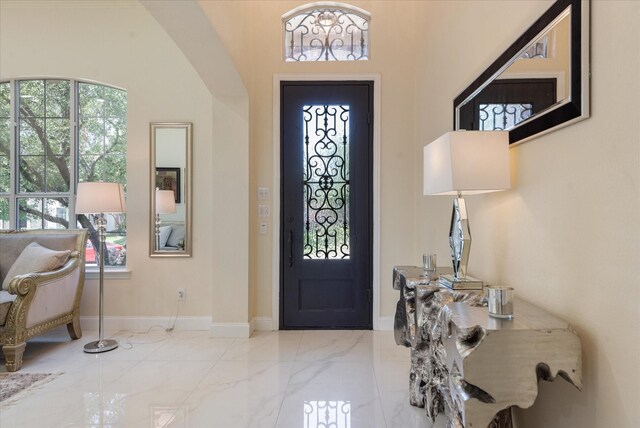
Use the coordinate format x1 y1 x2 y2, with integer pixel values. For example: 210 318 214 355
69 79 77 228
9 80 17 229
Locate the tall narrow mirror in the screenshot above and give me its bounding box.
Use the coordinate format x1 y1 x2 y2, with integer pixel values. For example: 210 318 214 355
149 122 192 257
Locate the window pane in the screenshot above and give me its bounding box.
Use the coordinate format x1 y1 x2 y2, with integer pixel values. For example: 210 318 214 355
0 82 9 194
0 154 9 193
19 118 45 155
46 118 71 155
77 213 126 266
0 198 8 229
303 105 350 259
19 80 45 118
105 118 126 154
79 117 105 155
46 156 70 192
78 83 104 117
45 80 70 118
104 155 126 184
18 197 69 230
18 197 42 229
19 155 45 192
0 82 9 117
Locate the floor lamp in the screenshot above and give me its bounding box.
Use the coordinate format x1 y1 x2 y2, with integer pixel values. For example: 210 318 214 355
155 189 176 251
76 182 126 353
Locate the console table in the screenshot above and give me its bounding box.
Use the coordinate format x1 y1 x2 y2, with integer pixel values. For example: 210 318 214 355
393 266 582 427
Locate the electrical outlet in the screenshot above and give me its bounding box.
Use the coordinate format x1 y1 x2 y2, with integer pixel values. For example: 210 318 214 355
177 287 186 300
259 222 268 235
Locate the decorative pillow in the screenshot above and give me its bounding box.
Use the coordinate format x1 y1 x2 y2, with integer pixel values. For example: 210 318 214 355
166 224 185 248
158 225 173 248
2 242 71 290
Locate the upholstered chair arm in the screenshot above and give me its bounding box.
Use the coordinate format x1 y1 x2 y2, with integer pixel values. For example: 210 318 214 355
6 255 84 330
6 254 81 296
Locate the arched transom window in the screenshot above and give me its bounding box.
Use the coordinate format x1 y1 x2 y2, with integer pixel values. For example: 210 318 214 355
283 3 370 62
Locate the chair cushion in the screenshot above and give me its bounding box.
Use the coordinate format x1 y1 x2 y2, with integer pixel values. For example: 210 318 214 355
0 290 17 326
158 225 172 248
166 224 185 248
1 242 71 290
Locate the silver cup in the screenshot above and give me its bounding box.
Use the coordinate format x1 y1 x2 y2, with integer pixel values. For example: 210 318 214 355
423 253 437 272
487 286 514 319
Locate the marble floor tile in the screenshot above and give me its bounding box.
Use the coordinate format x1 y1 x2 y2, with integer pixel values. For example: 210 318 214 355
177 360 295 428
295 330 375 362
221 331 302 362
276 361 387 428
1 329 431 428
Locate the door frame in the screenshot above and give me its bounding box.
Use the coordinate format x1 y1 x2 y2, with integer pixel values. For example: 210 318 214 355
272 74 381 331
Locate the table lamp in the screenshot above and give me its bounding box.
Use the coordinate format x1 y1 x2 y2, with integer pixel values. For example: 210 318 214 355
423 131 510 289
76 182 126 353
155 189 177 250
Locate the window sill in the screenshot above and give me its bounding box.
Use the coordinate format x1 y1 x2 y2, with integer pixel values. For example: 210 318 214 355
85 267 131 280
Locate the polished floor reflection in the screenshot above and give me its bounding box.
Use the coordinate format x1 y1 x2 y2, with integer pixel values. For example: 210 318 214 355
0 329 444 428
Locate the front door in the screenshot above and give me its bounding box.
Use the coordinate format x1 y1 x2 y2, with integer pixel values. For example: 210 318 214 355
280 81 373 329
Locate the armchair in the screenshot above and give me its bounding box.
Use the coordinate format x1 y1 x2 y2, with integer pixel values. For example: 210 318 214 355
0 229 87 371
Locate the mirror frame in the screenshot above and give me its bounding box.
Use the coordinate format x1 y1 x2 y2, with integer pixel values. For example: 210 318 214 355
149 122 193 258
453 0 590 145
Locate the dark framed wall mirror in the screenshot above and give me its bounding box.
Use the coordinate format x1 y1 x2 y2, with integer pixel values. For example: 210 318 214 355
454 0 590 145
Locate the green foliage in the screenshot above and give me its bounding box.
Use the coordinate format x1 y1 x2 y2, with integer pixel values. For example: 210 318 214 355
2 79 127 265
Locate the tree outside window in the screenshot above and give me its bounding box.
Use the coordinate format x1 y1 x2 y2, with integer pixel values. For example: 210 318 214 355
0 79 127 266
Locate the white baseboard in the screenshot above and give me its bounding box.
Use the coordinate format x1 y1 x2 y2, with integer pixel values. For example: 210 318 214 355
377 316 394 331
80 316 211 332
210 322 251 338
251 317 274 332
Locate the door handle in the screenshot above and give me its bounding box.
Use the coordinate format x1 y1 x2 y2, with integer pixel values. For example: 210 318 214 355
288 230 294 268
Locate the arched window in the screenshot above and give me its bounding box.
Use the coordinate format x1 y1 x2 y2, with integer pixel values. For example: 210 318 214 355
0 79 127 267
283 3 370 62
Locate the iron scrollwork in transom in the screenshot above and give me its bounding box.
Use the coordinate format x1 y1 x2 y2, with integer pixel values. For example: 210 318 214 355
283 5 370 62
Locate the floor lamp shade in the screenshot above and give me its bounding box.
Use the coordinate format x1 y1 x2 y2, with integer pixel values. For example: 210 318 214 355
156 189 177 214
76 182 126 214
423 131 510 289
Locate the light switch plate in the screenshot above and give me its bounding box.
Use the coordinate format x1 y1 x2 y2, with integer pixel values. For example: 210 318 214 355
258 205 270 218
258 187 270 200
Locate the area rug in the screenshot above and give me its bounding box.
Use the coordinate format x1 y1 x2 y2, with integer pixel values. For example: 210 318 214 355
0 372 60 403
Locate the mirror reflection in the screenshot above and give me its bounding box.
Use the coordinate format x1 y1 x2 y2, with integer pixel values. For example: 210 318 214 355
457 8 570 132
150 123 192 257
454 0 589 145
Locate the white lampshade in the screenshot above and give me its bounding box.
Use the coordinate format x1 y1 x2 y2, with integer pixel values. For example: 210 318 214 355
156 189 177 214
423 131 510 196
76 182 126 214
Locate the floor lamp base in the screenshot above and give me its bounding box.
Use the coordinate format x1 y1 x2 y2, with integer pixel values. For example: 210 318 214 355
84 339 118 353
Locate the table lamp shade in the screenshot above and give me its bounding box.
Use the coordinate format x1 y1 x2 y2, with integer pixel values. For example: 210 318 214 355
156 189 177 214
423 131 510 196
76 182 126 214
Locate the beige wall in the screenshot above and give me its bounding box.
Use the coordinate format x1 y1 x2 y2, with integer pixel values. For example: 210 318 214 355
3 0 639 423
416 1 640 426
0 1 249 327
200 0 426 324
